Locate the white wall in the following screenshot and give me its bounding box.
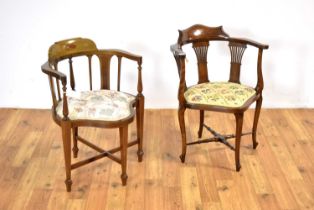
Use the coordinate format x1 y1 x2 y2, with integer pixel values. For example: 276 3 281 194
0 0 313 108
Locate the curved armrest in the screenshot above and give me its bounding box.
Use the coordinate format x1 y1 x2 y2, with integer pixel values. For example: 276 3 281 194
98 49 142 63
41 62 67 84
170 44 186 57
229 37 269 49
42 61 69 119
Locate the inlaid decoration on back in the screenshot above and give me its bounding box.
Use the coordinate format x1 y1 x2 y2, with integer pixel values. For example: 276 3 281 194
49 38 97 62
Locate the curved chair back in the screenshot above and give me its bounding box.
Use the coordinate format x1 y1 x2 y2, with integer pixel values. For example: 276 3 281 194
173 24 269 90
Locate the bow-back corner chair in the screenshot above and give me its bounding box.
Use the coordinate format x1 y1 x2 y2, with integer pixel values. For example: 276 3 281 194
41 38 144 191
171 24 268 171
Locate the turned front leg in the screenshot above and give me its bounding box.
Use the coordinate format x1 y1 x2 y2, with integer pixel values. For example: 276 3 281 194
119 126 128 185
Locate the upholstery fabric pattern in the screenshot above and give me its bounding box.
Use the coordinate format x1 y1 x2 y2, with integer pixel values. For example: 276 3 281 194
56 90 135 121
184 82 256 108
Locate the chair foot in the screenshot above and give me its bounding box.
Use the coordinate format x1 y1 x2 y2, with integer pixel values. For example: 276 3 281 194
137 149 144 162
65 179 72 192
180 154 186 163
72 147 79 158
236 164 241 172
253 142 259 149
121 173 128 186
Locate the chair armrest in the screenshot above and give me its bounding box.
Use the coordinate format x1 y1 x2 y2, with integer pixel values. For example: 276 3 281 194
229 37 269 49
42 61 70 119
98 49 142 63
41 62 67 84
97 49 143 97
170 44 186 57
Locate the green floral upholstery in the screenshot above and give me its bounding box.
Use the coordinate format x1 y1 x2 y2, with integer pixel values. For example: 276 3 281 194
184 82 256 108
56 90 136 121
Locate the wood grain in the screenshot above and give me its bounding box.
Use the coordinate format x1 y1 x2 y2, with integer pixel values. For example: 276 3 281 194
0 108 313 210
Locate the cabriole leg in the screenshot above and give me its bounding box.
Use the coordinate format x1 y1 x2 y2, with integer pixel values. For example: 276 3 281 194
252 96 263 149
178 106 187 163
234 113 244 172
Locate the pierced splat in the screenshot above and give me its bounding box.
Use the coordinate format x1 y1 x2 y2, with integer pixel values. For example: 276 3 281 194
193 41 209 83
228 42 247 83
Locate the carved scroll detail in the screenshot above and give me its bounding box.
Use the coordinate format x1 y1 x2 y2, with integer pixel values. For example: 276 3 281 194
229 42 247 64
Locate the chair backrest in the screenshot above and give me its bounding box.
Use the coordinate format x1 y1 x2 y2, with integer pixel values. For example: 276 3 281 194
44 37 142 111
176 24 268 85
48 38 97 63
48 38 98 99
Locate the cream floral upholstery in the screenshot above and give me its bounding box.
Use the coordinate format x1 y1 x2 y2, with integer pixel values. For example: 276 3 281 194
184 82 256 108
56 90 136 121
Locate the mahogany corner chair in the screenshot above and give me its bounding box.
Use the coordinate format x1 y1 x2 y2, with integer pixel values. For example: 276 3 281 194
171 24 268 171
41 38 144 191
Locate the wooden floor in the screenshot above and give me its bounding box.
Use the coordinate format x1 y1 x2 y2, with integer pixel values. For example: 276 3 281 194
0 109 314 210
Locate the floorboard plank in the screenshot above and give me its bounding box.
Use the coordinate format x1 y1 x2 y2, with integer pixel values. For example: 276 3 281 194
0 108 313 210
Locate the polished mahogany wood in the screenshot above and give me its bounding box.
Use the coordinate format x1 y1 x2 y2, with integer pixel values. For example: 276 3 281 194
42 37 144 191
171 24 269 171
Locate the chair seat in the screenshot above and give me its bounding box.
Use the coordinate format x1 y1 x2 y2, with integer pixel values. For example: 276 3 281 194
56 90 136 121
184 82 256 108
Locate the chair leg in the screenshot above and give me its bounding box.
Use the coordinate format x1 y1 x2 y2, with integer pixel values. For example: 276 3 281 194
178 106 187 163
234 113 244 172
252 96 263 149
119 126 128 186
198 110 204 138
136 96 144 162
61 120 72 192
72 127 79 158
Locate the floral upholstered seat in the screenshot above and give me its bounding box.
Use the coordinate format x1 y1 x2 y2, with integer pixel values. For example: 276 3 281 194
56 90 136 121
184 82 256 108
